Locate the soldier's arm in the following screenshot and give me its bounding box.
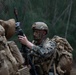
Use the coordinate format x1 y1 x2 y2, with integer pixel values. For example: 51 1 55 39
18 35 56 57
18 35 43 56
18 35 35 49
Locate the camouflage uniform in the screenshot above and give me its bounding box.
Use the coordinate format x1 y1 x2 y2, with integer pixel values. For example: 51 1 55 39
30 38 56 75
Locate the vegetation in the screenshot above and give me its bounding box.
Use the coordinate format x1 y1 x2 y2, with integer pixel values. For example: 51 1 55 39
0 0 76 59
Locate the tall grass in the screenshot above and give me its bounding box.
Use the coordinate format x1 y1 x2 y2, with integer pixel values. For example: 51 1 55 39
0 0 76 57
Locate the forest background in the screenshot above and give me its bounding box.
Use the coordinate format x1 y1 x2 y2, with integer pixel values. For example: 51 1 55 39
0 0 76 61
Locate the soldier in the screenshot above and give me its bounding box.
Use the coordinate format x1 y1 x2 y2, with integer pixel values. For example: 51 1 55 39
18 22 57 75
0 19 25 65
0 24 17 75
18 22 73 75
0 19 26 75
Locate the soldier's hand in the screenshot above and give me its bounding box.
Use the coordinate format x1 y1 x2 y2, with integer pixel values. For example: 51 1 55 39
18 35 34 49
18 35 27 45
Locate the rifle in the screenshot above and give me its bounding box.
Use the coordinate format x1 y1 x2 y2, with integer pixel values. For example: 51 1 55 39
14 8 38 75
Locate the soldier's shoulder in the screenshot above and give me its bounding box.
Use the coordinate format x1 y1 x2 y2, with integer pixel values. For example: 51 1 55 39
43 38 56 50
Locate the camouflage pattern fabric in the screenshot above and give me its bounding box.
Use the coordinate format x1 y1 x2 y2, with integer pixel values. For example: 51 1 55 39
30 38 56 75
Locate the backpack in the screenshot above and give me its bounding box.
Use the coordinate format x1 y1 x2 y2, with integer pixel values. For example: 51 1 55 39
51 35 73 75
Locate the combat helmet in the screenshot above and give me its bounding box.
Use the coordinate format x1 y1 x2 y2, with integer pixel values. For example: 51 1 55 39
32 22 49 33
0 19 15 39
